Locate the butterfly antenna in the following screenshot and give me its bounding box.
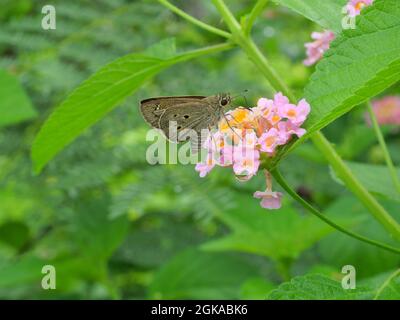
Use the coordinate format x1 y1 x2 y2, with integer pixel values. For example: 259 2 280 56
232 90 251 111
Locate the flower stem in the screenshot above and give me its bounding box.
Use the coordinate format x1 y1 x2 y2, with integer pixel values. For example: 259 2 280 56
210 0 400 241
158 0 231 39
271 168 400 255
367 101 400 194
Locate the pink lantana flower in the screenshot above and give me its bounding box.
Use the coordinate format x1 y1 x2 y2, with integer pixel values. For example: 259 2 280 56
195 153 215 178
232 148 260 181
253 190 283 209
303 30 335 66
258 128 280 154
195 92 311 210
277 121 306 141
304 1 372 67
278 99 310 126
365 96 400 126
346 0 374 17
253 171 283 210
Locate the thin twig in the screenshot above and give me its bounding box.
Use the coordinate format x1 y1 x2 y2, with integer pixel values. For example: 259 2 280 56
367 101 400 194
158 0 231 39
243 0 269 36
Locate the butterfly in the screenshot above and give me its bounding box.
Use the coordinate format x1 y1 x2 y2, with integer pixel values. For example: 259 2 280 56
139 93 232 152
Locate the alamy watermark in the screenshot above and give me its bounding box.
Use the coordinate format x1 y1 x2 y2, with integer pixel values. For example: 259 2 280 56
342 6 357 30
145 122 257 166
341 265 356 289
41 5 56 30
41 265 56 290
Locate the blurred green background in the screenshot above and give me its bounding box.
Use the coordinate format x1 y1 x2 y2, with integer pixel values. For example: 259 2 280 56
0 0 399 299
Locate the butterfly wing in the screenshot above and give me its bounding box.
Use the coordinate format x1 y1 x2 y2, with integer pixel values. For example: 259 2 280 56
157 102 212 140
139 96 206 128
158 102 222 154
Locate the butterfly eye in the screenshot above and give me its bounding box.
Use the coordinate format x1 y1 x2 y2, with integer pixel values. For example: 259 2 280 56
221 98 228 106
184 115 189 119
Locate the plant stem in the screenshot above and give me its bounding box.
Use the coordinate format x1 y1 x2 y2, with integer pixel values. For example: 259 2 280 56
172 42 235 63
243 0 269 36
271 169 400 255
212 0 293 99
311 132 400 241
211 0 400 241
158 0 231 39
212 0 242 34
367 101 400 194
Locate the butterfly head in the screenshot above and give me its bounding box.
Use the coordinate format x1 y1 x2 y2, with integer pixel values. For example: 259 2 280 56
217 93 231 108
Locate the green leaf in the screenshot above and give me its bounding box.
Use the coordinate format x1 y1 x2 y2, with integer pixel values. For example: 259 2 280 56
373 270 400 300
0 69 37 128
267 274 367 299
149 249 261 299
274 0 347 33
268 270 400 300
302 0 400 140
145 38 177 59
318 197 400 278
0 256 44 288
202 193 342 261
31 39 230 173
331 162 400 202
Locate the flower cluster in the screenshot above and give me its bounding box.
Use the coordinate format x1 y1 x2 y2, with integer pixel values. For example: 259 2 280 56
303 30 335 66
346 0 374 17
365 96 400 126
304 0 373 66
195 92 310 209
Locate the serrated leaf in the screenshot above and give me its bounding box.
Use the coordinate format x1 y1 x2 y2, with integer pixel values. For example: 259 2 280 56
31 39 228 173
301 0 400 141
373 270 400 300
149 249 261 299
274 0 347 33
0 69 37 128
331 162 400 202
267 274 367 299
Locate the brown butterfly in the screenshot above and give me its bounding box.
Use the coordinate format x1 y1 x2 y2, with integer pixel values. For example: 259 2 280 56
139 93 232 152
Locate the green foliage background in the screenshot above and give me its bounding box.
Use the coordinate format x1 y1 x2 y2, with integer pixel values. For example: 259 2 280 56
0 0 399 299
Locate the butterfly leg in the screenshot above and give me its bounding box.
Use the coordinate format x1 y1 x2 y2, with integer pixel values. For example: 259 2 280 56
222 113 243 142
